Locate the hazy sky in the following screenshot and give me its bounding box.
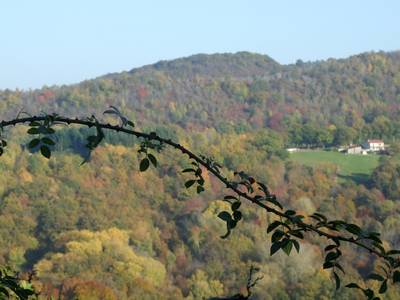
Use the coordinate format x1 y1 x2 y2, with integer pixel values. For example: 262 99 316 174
1 0 399 90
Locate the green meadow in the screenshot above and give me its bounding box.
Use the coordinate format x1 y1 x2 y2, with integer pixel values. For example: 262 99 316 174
289 150 381 183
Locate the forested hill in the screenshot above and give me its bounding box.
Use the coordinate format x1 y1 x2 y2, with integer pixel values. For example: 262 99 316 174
1 50 400 145
1 52 400 299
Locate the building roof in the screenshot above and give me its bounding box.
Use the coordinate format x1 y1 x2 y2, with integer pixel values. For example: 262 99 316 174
367 139 384 143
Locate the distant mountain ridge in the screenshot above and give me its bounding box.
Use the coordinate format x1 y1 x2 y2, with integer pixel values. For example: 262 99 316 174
1 50 400 144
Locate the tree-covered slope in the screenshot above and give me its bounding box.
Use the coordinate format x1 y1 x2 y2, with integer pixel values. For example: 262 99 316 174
1 51 400 299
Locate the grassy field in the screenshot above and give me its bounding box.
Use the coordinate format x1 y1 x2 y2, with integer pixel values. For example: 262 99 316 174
289 150 381 183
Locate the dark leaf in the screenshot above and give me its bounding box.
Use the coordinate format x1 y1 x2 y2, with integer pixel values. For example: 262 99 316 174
218 211 232 222
325 251 340 262
182 168 195 173
285 210 296 216
0 286 9 297
379 280 387 294
233 210 242 221
148 153 157 167
29 121 41 126
196 185 205 194
28 138 40 149
345 283 361 289
139 158 150 172
231 201 241 211
323 261 334 269
40 145 51 159
184 179 196 188
41 137 55 145
288 230 304 239
44 127 55 134
325 245 338 252
270 241 282 256
393 270 400 283
271 229 285 242
267 221 282 233
224 195 238 201
368 273 384 282
333 272 340 290
228 219 237 229
27 127 39 135
220 226 231 239
345 224 362 235
363 289 374 298
292 239 300 253
282 239 293 256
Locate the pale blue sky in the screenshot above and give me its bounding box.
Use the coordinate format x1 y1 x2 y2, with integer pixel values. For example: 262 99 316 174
1 0 399 90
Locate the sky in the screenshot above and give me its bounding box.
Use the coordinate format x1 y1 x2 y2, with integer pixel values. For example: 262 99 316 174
0 0 399 90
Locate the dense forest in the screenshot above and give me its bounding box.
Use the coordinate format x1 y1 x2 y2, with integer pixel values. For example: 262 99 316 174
1 51 400 299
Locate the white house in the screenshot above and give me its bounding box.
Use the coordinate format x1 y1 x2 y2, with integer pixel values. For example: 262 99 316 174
363 139 385 152
286 148 299 153
345 145 367 155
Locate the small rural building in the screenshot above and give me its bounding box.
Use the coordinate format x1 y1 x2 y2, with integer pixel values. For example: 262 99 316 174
363 139 385 152
286 148 299 153
346 146 367 155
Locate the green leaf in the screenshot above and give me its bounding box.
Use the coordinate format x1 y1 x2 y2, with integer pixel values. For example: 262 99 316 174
28 138 40 148
345 224 362 235
288 230 304 239
379 279 387 294
282 239 293 256
310 212 328 223
228 219 237 229
218 211 231 222
333 272 340 290
0 286 9 297
285 210 296 216
323 261 334 269
393 270 400 283
292 239 300 253
41 137 55 145
40 145 51 159
29 121 41 126
325 244 338 252
220 227 231 239
233 210 242 221
363 289 374 298
148 153 157 167
345 283 361 289
267 221 282 233
270 241 282 256
196 185 205 194
387 250 400 255
271 229 285 242
368 273 384 281
184 179 196 188
231 201 241 211
325 251 340 262
27 127 39 135
44 127 55 134
224 195 238 201
139 158 150 172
